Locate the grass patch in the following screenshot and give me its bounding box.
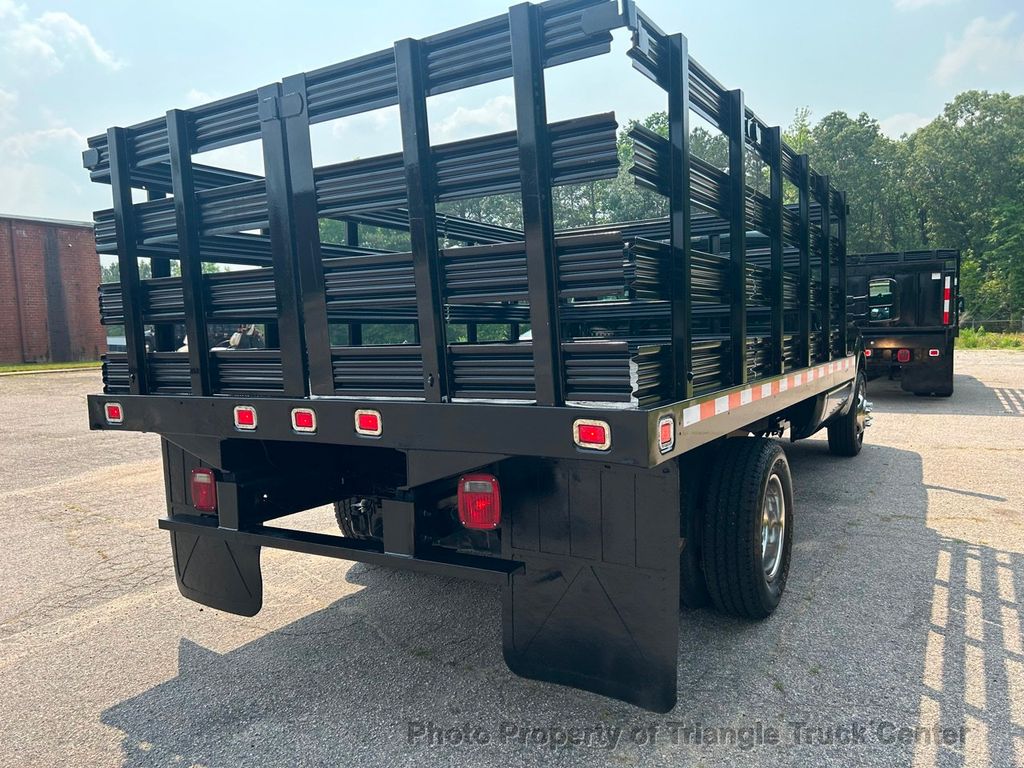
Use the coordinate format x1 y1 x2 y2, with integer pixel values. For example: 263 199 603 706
958 327 1024 350
0 360 102 373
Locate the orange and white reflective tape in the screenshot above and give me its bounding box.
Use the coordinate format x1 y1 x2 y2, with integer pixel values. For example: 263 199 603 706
681 355 856 428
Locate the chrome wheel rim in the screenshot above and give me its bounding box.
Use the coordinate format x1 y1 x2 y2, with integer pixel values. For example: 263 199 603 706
854 382 867 444
761 474 786 581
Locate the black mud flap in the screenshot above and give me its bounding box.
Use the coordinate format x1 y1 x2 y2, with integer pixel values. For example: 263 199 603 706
901 352 954 394
170 530 263 617
501 459 681 713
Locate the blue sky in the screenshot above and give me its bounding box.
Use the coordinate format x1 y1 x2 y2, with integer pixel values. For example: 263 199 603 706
1 0 1022 223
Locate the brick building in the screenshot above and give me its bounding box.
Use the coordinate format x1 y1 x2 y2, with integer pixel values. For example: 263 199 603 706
0 214 106 363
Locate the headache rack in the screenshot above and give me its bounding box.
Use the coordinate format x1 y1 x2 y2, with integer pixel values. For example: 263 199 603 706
87 0 848 412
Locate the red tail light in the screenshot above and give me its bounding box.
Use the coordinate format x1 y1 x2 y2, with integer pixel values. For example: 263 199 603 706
896 348 912 364
658 416 675 453
354 409 382 436
864 349 872 358
233 405 257 430
104 402 124 425
190 468 218 512
573 419 611 451
291 407 316 433
928 348 941 358
457 473 501 530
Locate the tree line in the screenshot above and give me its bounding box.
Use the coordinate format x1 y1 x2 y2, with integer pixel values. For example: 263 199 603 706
329 89 1023 324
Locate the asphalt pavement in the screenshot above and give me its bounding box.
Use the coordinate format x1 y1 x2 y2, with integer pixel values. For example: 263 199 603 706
1 350 1021 767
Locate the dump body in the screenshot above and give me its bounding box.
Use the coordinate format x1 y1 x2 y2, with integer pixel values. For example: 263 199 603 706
847 250 960 395
85 0 861 711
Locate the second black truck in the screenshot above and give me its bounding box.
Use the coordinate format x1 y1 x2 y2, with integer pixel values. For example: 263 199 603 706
848 249 961 396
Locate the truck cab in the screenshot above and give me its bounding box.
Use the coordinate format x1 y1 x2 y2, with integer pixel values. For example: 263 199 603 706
847 250 961 396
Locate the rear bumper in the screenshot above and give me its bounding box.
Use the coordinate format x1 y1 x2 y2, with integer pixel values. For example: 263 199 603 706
862 334 953 393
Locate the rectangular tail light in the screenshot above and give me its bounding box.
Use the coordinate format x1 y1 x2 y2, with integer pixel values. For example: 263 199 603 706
354 409 382 436
104 402 124 425
457 473 501 530
573 419 611 451
291 407 316 433
928 348 941 358
658 416 675 453
233 405 257 431
190 468 218 513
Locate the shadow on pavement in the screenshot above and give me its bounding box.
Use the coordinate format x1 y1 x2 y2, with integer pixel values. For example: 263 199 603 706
102 437 1022 766
867 372 1022 418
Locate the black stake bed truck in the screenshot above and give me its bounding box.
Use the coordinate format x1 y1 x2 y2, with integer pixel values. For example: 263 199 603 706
847 250 961 397
84 0 868 712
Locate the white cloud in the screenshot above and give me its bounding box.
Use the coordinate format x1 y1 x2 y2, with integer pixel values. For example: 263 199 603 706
0 87 17 126
934 14 1024 84
0 125 87 160
1 3 122 74
0 159 104 222
894 0 961 11
184 89 217 108
328 105 400 139
0 121 100 220
433 95 517 142
0 0 22 20
192 141 265 176
878 112 931 137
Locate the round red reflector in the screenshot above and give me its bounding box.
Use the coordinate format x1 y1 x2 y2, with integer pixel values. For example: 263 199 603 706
864 349 872 357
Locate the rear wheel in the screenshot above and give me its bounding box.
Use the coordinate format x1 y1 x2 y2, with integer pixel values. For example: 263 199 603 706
701 438 793 619
333 498 383 540
828 372 867 456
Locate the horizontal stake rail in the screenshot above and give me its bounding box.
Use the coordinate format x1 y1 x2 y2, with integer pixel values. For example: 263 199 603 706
88 0 848 412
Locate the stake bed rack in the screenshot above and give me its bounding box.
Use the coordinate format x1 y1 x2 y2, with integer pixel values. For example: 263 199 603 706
85 0 863 714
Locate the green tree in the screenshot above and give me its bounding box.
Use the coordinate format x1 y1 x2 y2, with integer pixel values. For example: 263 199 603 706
907 91 1024 319
802 111 916 253
784 107 813 154
100 259 224 283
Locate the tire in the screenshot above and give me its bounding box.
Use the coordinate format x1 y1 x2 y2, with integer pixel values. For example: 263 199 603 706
828 372 867 457
333 498 382 540
701 437 793 620
334 501 357 538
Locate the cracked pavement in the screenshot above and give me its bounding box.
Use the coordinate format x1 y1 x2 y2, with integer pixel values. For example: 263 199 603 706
1 351 1022 767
